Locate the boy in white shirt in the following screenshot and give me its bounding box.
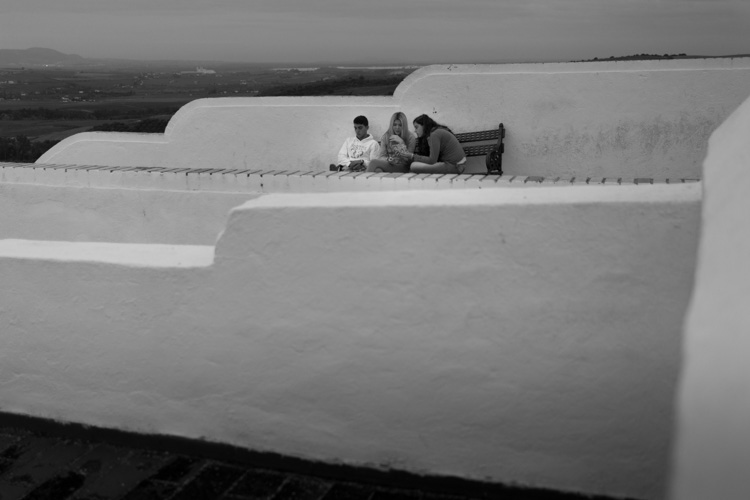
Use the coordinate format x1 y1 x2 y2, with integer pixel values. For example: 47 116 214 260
331 115 380 171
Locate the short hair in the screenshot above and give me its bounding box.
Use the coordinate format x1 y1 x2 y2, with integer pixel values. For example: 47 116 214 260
353 115 369 126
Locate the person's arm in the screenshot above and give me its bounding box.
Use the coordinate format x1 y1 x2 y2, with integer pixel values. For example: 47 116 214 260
406 135 416 153
376 136 388 160
337 138 352 167
412 133 441 165
363 139 380 167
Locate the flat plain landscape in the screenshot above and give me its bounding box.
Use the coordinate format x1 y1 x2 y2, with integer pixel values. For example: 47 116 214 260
0 60 416 160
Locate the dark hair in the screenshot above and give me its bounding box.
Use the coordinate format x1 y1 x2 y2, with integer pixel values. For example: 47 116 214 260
414 136 430 157
413 114 451 136
353 115 369 126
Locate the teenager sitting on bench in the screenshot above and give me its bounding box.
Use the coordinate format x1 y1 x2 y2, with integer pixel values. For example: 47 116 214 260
331 115 380 172
397 114 466 174
367 112 416 173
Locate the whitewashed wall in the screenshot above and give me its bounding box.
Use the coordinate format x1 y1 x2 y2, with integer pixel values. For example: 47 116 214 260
0 162 259 244
0 184 700 500
39 96 398 173
0 162 550 245
38 58 750 178
6 160 696 245
0 182 253 245
669 96 750 499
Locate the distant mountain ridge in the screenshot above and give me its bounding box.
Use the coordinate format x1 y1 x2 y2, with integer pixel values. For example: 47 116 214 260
0 47 86 66
0 47 247 69
2 47 748 68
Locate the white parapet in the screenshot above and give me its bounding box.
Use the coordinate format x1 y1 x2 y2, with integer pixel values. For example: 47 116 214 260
0 162 262 245
37 59 750 179
2 161 697 245
0 182 700 499
669 95 750 499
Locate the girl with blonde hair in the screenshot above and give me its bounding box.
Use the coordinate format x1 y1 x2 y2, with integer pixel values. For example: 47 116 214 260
367 112 416 173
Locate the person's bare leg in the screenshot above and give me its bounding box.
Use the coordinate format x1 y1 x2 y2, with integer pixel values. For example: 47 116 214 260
367 159 389 172
368 159 409 173
410 161 459 174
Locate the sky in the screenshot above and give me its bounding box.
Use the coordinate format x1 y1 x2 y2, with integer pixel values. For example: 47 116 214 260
2 0 749 65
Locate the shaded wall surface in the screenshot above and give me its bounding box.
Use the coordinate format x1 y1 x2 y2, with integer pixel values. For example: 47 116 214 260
0 185 700 500
38 59 750 179
0 180 254 245
0 162 261 245
669 96 750 499
0 161 695 245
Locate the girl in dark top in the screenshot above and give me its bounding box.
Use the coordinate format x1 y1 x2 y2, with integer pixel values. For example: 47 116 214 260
398 114 466 174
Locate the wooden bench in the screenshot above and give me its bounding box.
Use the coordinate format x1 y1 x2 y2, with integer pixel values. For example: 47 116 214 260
455 123 505 175
330 123 506 174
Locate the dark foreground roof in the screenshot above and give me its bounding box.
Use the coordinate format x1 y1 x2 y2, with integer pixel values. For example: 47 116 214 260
0 412 636 500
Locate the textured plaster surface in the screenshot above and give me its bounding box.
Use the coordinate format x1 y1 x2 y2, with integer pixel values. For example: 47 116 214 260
0 180 257 245
669 95 750 500
0 184 700 499
1 162 696 245
38 58 750 178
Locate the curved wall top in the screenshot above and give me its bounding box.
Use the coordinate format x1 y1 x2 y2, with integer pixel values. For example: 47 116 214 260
41 96 398 174
39 58 750 178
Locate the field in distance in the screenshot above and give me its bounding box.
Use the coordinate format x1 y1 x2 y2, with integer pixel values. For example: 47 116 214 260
0 63 417 143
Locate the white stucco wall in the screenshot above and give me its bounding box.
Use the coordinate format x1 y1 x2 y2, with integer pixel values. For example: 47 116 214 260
669 95 750 499
0 164 257 244
36 132 169 170
39 96 398 173
0 185 257 245
0 162 537 245
0 184 700 499
39 58 750 178
6 161 695 245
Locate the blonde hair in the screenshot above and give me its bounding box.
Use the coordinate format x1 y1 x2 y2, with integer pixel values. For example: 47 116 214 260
381 112 413 146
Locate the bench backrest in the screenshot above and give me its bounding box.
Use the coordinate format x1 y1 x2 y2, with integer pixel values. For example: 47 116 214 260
456 123 505 174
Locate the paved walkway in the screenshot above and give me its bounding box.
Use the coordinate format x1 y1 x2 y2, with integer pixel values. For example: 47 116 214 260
0 418 632 500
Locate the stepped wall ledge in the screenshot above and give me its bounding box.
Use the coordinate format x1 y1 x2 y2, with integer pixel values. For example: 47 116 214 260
0 182 701 500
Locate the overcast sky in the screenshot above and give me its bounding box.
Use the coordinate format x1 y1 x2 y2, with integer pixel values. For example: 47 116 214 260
2 0 749 64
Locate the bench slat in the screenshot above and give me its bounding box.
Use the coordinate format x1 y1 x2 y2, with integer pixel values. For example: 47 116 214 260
455 129 500 143
462 144 498 157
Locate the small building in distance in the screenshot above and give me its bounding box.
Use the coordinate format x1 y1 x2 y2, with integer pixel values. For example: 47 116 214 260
178 67 216 76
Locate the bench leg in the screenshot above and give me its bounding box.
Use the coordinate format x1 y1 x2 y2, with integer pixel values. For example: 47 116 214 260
485 149 502 175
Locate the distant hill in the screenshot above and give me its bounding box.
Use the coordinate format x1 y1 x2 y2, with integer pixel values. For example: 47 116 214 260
0 47 256 70
576 53 750 62
0 47 86 66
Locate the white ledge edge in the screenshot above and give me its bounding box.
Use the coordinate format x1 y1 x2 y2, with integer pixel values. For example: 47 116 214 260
0 239 214 268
